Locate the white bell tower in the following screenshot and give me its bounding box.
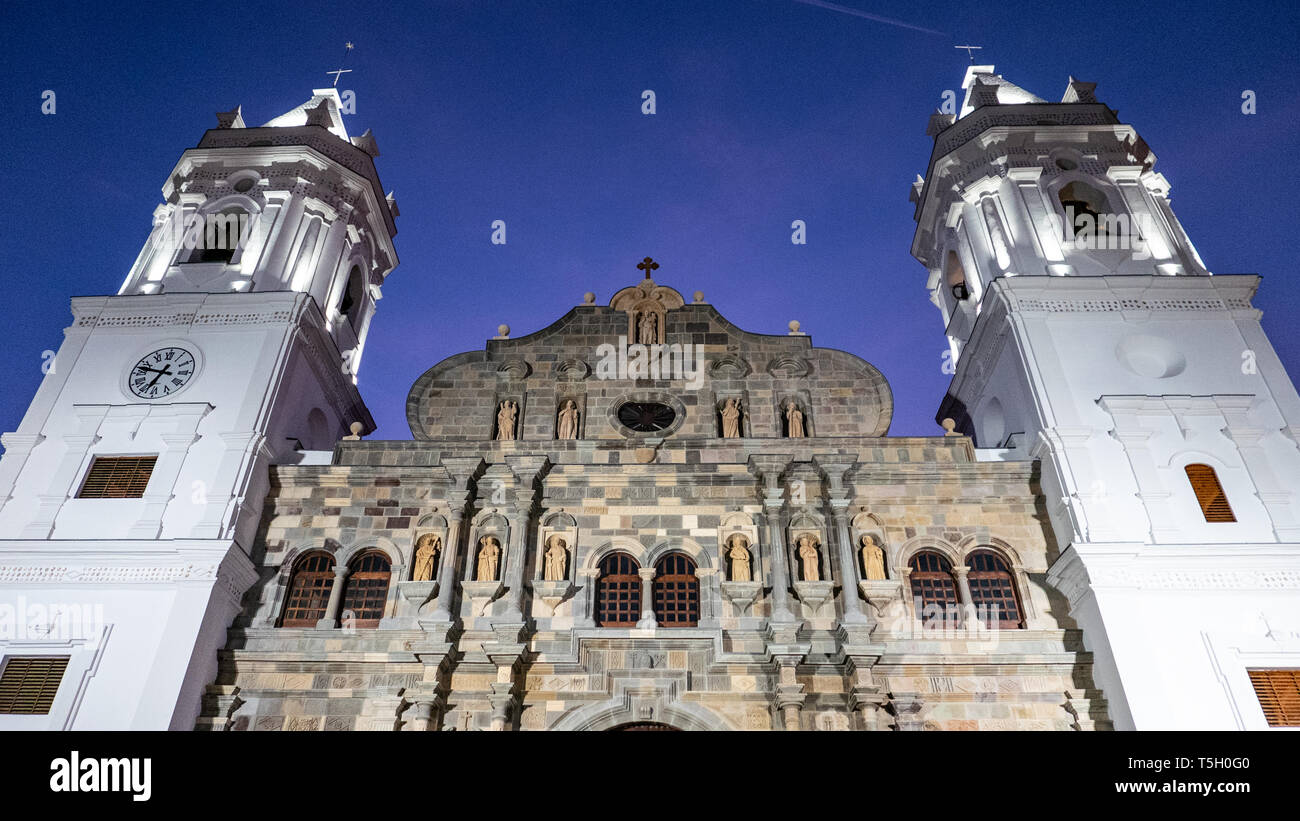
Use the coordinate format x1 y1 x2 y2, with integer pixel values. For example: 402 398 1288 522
911 66 1300 730
0 89 399 729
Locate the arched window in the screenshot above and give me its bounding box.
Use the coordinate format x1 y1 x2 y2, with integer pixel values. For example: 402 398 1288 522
1058 180 1119 239
595 553 641 627
338 265 366 331
1185 464 1236 523
653 553 699 627
909 552 958 625
945 249 968 301
339 551 391 628
185 207 247 264
280 552 336 627
966 550 1023 628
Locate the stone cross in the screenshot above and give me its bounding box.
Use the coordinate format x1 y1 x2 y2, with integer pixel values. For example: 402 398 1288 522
637 256 659 279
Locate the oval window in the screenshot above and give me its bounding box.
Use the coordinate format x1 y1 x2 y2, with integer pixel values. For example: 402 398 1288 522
617 402 676 433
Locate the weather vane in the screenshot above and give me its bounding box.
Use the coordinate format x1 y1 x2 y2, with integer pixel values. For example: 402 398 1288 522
327 42 355 87
954 44 983 63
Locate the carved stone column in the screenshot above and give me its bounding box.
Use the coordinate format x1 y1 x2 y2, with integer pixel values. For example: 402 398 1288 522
317 565 350 629
430 508 464 622
811 456 868 625
499 455 550 623
404 700 437 732
773 657 806 731
748 454 794 623
636 567 657 629
952 565 974 626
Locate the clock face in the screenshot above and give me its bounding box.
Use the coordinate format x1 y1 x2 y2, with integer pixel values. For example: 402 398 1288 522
128 347 196 399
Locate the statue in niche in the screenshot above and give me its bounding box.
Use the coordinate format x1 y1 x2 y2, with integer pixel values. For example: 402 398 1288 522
543 535 569 581
476 535 501 581
638 310 659 345
860 534 886 581
796 533 821 581
496 400 518 441
412 533 441 582
726 533 752 582
785 401 805 438
556 400 580 440
720 398 743 439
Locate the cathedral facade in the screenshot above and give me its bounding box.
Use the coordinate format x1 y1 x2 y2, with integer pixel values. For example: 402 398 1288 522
2 66 1298 732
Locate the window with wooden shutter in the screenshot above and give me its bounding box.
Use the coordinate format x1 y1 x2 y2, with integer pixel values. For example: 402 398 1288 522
909 552 958 626
652 552 699 627
339 551 391 628
1184 464 1235 522
1247 669 1300 727
0 656 69 714
595 552 641 627
279 552 336 627
77 456 157 499
967 550 1024 628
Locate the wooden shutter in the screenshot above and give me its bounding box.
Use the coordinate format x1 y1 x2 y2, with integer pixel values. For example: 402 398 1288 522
1247 669 1300 727
77 456 157 499
1185 464 1235 522
0 656 69 714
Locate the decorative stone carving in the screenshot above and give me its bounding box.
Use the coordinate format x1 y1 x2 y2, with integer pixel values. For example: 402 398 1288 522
860 534 886 581
796 533 821 581
413 534 441 581
556 401 580 440
495 401 518 441
720 398 743 439
785 402 806 439
543 534 569 581
638 311 660 345
726 533 752 581
476 536 501 581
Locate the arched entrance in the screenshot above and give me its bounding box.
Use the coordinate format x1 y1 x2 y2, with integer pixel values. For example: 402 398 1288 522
608 721 680 731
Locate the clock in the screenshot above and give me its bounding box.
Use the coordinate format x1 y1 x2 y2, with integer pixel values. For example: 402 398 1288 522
128 347 197 399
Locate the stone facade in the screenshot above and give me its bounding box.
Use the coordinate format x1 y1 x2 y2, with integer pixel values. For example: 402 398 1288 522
198 278 1111 731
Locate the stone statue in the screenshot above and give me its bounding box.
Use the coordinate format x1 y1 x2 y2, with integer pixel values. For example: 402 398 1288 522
412 533 441 582
544 535 568 581
720 398 742 439
638 311 659 345
727 534 751 582
476 535 501 581
556 400 579 440
797 534 820 582
496 401 518 441
860 534 886 581
785 401 805 439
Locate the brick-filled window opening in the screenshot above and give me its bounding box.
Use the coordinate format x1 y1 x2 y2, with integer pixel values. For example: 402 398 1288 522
1247 670 1300 727
966 550 1024 628
0 656 69 714
1185 464 1236 523
76 455 157 499
909 552 959 625
279 552 336 627
339 552 392 628
653 552 699 627
595 553 641 627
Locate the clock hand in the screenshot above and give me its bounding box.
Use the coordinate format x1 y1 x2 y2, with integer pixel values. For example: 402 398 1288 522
147 367 172 388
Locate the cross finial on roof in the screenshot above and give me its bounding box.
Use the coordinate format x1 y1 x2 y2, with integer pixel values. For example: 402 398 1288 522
327 42 355 87
954 44 983 62
637 256 660 280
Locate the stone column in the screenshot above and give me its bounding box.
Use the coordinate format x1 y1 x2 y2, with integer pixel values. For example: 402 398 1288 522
636 567 657 629
774 659 806 731
812 456 868 625
502 507 530 621
1217 395 1300 541
430 508 464 622
952 565 974 627
830 507 868 625
748 455 794 623
317 565 350 629
404 700 437 732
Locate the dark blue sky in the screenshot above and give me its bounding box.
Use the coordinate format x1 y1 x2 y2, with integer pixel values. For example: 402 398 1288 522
3 1 1297 440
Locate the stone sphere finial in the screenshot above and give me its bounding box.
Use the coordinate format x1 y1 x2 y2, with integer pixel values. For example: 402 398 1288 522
582 292 595 304
693 290 704 303
787 320 803 335
496 324 510 339
343 421 365 441
940 417 958 435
